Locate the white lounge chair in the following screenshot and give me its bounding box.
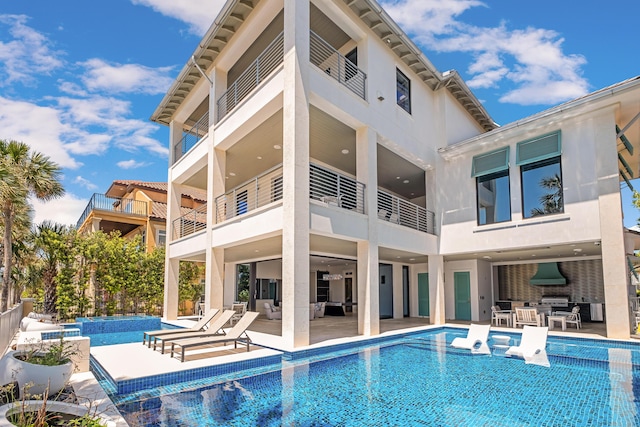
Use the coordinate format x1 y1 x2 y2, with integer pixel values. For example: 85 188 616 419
170 311 260 362
157 310 236 354
506 325 550 367
450 324 491 354
142 308 220 349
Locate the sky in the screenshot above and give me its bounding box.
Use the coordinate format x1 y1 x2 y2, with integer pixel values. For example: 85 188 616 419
1 0 639 228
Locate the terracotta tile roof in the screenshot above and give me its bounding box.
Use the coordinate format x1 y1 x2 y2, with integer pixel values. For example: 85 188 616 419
110 180 207 202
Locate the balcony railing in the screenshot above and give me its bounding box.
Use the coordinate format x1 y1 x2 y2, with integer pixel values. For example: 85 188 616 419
310 163 365 214
215 165 284 223
310 31 367 100
76 194 148 229
216 32 285 123
174 111 209 163
172 204 207 240
377 189 435 234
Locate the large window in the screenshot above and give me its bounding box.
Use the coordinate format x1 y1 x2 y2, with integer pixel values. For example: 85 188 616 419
521 156 563 218
396 68 411 113
477 171 511 225
472 147 510 225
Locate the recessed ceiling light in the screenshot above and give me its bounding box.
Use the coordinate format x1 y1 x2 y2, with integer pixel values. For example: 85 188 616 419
396 176 400 179
254 250 259 253
573 248 582 252
403 180 409 184
396 256 401 258
273 144 281 150
341 149 349 154
483 256 491 259
532 254 536 257
257 156 262 160
229 172 236 176
409 258 415 261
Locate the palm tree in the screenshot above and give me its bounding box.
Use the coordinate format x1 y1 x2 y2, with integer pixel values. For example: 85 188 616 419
530 173 563 217
0 140 64 312
33 221 70 314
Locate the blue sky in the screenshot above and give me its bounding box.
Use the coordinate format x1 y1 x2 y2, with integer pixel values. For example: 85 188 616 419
1 0 639 227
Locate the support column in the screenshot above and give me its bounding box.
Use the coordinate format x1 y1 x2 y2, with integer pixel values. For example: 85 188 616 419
428 255 445 325
91 217 102 233
356 126 379 335
595 112 630 339
281 0 311 348
163 169 184 320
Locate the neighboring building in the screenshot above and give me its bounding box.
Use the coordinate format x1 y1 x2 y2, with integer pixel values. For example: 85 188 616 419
153 0 640 347
76 180 207 253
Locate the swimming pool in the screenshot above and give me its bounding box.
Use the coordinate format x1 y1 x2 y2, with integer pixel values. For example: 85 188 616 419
104 328 640 426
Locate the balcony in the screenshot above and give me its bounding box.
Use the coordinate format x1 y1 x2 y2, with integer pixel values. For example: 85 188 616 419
310 163 365 213
174 111 209 163
377 189 435 235
172 204 207 240
216 32 285 123
310 31 367 100
77 194 148 229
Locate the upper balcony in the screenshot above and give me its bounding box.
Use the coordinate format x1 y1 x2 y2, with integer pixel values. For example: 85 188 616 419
76 194 148 234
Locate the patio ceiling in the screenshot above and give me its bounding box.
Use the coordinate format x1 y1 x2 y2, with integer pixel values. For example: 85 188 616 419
444 241 603 264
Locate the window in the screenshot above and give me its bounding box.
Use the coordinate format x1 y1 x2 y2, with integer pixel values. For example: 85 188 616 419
396 69 411 113
521 156 563 218
516 132 563 219
157 229 166 247
472 147 511 225
477 171 511 225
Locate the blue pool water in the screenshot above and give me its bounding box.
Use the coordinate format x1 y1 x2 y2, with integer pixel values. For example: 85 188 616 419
76 315 161 335
87 323 181 346
105 328 640 426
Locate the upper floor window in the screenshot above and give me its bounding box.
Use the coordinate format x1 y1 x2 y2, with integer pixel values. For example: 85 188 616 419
396 69 411 113
516 132 563 219
472 147 511 225
157 229 166 247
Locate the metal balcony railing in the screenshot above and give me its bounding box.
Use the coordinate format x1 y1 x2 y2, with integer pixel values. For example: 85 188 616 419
215 165 284 223
216 32 285 123
172 204 207 240
76 194 148 229
310 31 367 100
174 111 209 163
310 163 365 213
377 189 435 234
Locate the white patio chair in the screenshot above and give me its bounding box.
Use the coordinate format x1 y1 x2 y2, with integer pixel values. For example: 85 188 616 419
491 305 512 327
512 307 543 328
552 306 582 330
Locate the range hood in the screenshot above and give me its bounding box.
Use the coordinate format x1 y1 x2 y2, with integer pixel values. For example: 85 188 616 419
529 262 567 286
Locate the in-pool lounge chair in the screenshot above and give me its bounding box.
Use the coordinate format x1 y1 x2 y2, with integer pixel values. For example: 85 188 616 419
170 311 260 362
156 310 236 354
506 325 550 367
450 324 491 354
143 308 220 349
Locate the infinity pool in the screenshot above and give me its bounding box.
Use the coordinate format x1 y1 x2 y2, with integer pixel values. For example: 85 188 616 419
105 328 640 426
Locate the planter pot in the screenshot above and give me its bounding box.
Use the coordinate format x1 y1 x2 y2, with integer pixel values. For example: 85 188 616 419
0 400 115 427
3 351 74 397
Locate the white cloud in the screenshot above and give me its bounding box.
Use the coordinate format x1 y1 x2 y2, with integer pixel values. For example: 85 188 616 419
80 58 174 95
131 0 225 35
0 14 65 86
380 0 589 105
73 176 98 191
117 159 149 169
0 96 80 168
30 193 88 228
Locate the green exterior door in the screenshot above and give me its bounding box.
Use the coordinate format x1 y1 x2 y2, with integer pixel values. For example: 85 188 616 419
454 272 472 320
418 273 430 316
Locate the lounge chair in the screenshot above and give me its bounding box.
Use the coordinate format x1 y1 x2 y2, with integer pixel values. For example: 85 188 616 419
506 325 550 367
170 311 260 362
157 310 236 354
142 308 219 349
450 324 491 354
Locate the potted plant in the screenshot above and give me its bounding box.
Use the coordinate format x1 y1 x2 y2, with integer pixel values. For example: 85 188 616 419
3 336 77 398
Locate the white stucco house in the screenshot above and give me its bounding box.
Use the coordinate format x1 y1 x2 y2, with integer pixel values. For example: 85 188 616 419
152 0 640 347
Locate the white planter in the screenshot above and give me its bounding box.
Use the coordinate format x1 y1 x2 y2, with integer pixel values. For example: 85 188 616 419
0 400 115 427
3 351 74 397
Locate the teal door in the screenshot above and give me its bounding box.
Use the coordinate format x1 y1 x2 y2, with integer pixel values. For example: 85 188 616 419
418 273 430 317
454 272 471 320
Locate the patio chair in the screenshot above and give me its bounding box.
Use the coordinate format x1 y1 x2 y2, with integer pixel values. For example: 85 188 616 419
388 213 399 224
506 325 549 367
230 302 247 326
264 303 281 320
142 308 219 349
512 307 543 328
314 302 325 318
552 306 581 330
157 310 236 354
450 324 491 354
377 209 388 220
170 311 260 362
491 305 512 327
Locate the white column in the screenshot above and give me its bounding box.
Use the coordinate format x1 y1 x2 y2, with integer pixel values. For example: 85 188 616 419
356 126 379 335
90 217 102 233
163 176 184 319
428 255 445 324
281 0 310 348
596 112 630 339
392 263 403 319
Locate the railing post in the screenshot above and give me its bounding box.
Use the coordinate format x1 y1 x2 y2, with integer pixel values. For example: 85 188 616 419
255 177 259 209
